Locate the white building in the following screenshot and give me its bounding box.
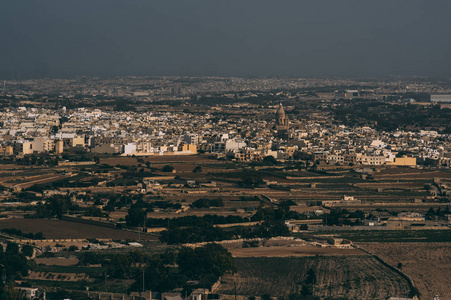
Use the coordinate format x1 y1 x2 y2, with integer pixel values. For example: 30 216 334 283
431 94 451 103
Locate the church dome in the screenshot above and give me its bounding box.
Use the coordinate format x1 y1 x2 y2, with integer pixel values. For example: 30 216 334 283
276 103 285 117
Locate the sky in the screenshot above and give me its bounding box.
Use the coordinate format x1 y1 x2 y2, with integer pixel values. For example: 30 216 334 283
1 0 451 79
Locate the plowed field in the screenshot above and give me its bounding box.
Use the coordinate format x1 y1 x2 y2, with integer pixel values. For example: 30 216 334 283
360 242 451 300
218 256 410 299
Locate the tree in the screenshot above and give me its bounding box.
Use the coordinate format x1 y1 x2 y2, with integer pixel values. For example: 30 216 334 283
262 156 278 166
162 165 175 172
34 232 44 240
240 173 264 188
0 243 30 282
126 206 147 227
1 283 20 300
190 198 224 209
177 243 236 278
262 294 272 300
6 243 19 255
425 207 436 220
21 245 33 257
408 286 420 297
160 224 227 244
68 245 79 251
193 166 202 173
256 220 290 238
305 268 316 285
85 205 104 217
35 197 72 219
300 268 317 297
300 284 313 296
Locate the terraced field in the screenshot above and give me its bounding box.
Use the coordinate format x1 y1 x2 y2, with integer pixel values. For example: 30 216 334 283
218 256 410 299
360 243 451 300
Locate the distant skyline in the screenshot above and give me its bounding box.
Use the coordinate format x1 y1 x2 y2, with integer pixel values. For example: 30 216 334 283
1 0 451 80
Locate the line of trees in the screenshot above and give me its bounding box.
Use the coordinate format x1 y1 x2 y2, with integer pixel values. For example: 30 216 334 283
190 198 224 209
1 228 44 240
141 204 318 229
0 242 34 298
160 220 290 245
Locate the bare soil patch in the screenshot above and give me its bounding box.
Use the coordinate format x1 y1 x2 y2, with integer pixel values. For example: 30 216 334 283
0 218 157 241
100 157 139 166
35 257 79 266
375 168 451 179
223 240 366 257
217 256 410 299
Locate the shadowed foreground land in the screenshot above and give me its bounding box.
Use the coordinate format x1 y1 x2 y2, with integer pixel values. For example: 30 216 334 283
218 256 410 299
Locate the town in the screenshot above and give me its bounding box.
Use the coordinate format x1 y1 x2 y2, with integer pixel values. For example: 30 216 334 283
0 76 450 300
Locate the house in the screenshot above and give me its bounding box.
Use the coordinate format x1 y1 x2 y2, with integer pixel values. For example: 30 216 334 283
191 288 209 300
18 287 39 299
130 290 160 300
162 293 183 300
327 237 352 246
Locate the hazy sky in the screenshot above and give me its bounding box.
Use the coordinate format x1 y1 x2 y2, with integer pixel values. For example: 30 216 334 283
1 0 450 79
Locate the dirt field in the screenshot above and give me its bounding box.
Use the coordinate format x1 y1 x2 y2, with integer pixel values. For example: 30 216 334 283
35 257 79 266
217 256 410 299
99 157 141 166
0 218 157 241
359 242 451 300
7 174 68 189
374 168 451 179
222 239 366 257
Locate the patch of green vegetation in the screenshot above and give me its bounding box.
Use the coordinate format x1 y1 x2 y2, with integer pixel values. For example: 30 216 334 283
1 228 45 239
106 177 138 187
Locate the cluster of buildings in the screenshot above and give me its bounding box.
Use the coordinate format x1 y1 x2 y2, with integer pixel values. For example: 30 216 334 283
306 127 450 168
0 103 450 168
0 77 420 99
3 76 451 103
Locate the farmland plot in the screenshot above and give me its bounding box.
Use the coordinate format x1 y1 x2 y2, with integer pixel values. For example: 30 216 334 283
218 256 410 299
360 242 451 300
